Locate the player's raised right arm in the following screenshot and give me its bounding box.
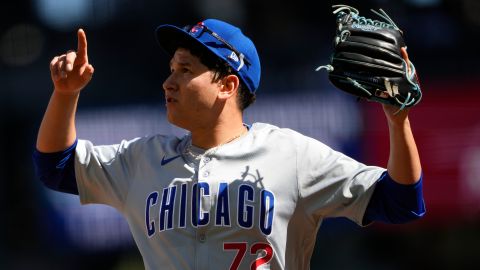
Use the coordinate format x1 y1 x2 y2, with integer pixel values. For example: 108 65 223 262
36 29 94 152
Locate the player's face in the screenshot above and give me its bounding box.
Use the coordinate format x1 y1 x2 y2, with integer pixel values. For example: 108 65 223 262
163 48 221 130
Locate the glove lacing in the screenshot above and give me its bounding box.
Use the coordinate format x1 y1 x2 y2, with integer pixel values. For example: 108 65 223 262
332 4 400 30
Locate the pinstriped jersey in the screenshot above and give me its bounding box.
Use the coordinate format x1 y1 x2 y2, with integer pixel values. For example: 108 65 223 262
74 122 384 270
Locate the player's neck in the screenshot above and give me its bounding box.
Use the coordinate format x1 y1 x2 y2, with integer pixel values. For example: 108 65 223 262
190 118 247 150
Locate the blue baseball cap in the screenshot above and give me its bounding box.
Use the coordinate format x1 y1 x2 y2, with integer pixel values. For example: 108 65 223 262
155 19 261 93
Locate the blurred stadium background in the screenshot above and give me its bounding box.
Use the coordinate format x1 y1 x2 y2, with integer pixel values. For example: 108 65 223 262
1 0 480 269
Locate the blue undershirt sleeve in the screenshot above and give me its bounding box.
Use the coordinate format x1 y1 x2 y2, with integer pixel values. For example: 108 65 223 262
362 171 426 225
32 139 79 195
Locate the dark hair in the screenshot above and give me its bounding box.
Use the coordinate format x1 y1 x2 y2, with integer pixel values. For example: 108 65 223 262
175 39 256 111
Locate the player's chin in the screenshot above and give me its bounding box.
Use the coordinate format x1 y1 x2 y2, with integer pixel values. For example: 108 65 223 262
166 110 177 125
166 111 188 130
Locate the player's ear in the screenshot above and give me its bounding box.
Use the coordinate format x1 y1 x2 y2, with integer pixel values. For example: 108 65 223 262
218 74 239 100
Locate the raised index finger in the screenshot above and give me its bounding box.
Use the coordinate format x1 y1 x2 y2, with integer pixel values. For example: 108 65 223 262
77 28 88 63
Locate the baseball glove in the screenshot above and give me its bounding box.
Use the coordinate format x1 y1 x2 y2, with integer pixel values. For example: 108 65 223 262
316 4 422 112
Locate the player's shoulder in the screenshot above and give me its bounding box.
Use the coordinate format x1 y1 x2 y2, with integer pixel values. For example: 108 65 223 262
123 133 186 153
249 122 331 151
250 123 316 150
250 122 306 138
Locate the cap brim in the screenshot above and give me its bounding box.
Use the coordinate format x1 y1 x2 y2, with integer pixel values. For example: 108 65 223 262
155 24 230 64
156 24 224 59
155 24 192 56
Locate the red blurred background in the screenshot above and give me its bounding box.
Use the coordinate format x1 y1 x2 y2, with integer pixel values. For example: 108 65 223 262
363 78 480 225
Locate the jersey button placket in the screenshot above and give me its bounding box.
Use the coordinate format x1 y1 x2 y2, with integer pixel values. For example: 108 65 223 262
200 156 211 179
196 230 209 269
198 233 206 243
198 156 212 269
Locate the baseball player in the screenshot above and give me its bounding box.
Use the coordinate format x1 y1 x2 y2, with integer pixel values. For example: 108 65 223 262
33 18 425 270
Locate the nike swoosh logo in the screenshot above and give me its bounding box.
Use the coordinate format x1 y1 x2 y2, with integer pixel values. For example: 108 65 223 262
161 154 181 166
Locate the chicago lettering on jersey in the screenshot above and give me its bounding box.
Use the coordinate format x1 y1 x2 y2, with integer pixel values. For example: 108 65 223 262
145 182 275 238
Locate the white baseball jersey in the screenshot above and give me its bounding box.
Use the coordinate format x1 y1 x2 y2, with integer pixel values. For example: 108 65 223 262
74 122 384 270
